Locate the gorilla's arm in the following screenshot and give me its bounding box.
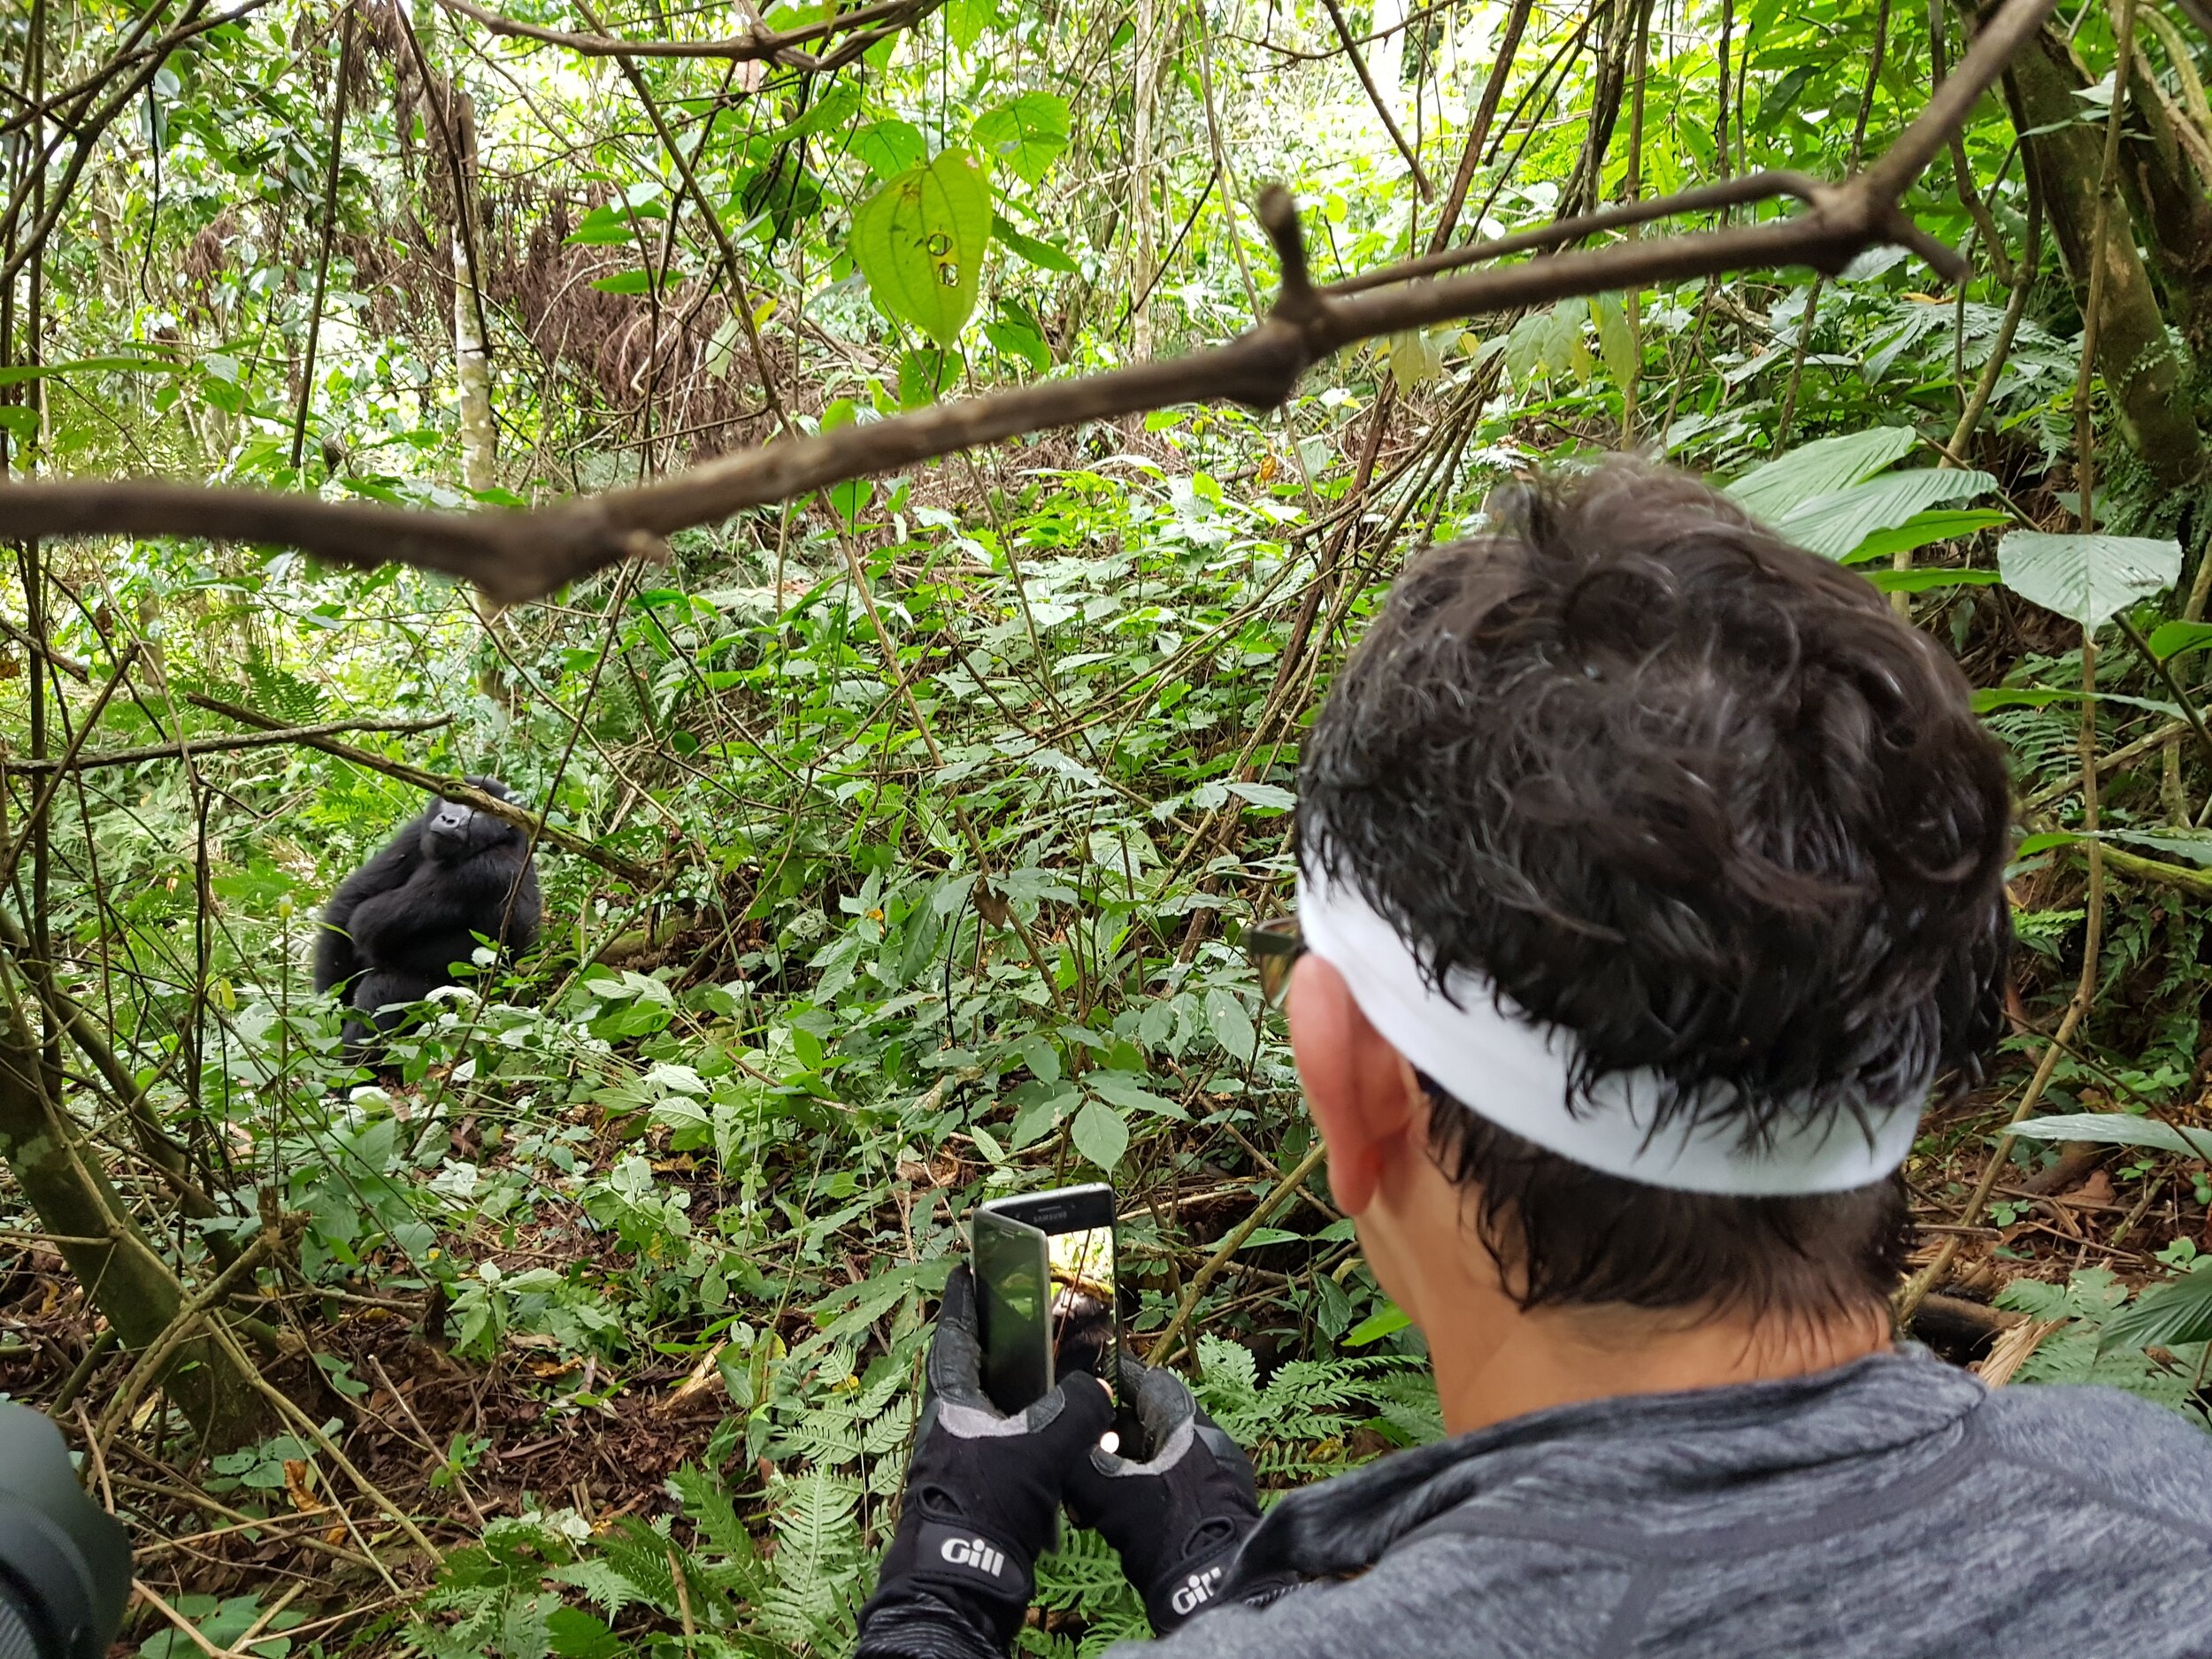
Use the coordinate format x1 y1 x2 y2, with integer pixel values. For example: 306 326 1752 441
346 848 536 964
312 817 426 993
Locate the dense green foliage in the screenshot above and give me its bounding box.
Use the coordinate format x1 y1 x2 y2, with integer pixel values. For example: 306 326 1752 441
13 0 2212 1653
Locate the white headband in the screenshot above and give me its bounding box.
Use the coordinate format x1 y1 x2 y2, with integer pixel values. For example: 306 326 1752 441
1294 860 1924 1195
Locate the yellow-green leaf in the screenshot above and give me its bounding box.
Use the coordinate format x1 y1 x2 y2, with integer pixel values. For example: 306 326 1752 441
972 94 1071 186
851 149 992 349
1591 292 1637 388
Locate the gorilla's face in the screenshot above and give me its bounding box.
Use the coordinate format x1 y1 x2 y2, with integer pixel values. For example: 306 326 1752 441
421 782 518 862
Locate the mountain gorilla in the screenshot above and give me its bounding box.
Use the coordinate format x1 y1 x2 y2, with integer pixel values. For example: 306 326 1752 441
313 778 542 1055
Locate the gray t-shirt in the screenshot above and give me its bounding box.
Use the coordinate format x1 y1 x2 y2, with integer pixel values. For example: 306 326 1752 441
1136 1346 2212 1658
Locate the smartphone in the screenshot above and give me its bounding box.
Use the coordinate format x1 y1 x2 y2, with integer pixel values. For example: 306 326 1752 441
972 1184 1118 1415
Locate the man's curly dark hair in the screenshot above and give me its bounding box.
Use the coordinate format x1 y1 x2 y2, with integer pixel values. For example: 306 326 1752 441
1296 461 2013 1316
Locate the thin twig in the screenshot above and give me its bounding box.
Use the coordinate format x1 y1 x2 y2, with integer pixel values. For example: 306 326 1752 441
4 710 451 772
290 4 356 473
1317 0 1434 198
431 0 940 64
1148 1140 1329 1363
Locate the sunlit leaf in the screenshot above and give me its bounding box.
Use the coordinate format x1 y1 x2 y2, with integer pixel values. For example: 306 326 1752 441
1382 327 1448 393
564 204 634 247
851 149 992 348
947 0 1001 50
1770 469 1996 559
1088 1069 1186 1119
1998 531 2183 627
993 214 1079 273
2112 829 2212 865
985 317 1049 373
1225 780 1295 812
1859 567 2003 594
1591 291 1637 388
2006 1113 2212 1160
1343 1302 1410 1347
851 119 926 180
2148 619 2212 661
1205 987 1256 1063
1838 508 2011 566
1724 426 1916 519
897 347 959 406
972 94 1071 186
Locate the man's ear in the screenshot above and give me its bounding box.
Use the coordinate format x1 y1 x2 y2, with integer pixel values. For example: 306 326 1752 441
1287 955 1421 1216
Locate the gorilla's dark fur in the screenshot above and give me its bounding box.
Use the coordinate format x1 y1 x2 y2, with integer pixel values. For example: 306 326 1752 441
312 778 542 1050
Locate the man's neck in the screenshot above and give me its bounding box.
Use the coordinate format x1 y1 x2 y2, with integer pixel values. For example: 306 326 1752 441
1429 1296 1892 1438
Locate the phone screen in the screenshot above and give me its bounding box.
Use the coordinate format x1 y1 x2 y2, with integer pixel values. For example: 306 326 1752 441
972 1207 1052 1413
973 1184 1118 1414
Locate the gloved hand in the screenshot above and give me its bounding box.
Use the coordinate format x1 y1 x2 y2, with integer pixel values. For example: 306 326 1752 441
857 1266 1114 1655
1064 1355 1291 1633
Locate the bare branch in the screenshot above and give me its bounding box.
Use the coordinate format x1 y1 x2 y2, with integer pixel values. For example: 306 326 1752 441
1322 171 1823 296
430 0 944 64
184 696 657 887
0 0 2057 611
1318 0 1435 200
4 714 452 774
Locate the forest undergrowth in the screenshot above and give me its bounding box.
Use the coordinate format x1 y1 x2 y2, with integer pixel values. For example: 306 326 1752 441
14 0 2212 1655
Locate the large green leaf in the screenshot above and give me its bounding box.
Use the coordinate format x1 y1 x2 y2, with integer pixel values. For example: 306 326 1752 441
1070 1098 1128 1171
1502 304 1588 388
850 149 992 349
2006 1112 2212 1160
2148 619 2212 662
1342 1302 1411 1347
1724 426 1916 520
1770 469 1996 559
851 119 926 181
1860 567 2003 594
1839 508 2011 566
1591 292 1637 388
2113 829 2212 865
2099 1264 2212 1355
972 94 1070 186
992 214 1078 273
1969 686 2180 717
1087 1069 1186 1119
1997 531 2183 627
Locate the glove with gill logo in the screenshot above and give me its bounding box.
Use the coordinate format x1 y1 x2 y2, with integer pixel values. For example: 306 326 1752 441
856 1266 1113 1658
1064 1355 1296 1634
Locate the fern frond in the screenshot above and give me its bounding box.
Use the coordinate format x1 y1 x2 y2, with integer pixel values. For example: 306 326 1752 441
671 1462 759 1565
546 1561 648 1620
1032 1529 1140 1615
593 1518 683 1615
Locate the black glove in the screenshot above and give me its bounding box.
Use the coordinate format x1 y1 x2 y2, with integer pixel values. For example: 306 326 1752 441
857 1266 1114 1657
1064 1356 1291 1633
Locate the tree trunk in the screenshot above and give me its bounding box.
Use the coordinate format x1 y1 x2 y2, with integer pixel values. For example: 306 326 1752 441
455 230 495 494
2117 43 2212 360
449 77 495 503
2000 19 2203 486
442 82 507 697
0 1008 270 1449
1129 0 1159 362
